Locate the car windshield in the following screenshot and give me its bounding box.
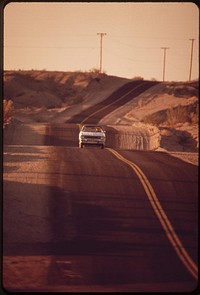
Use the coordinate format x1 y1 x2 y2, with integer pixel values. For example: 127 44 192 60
82 126 102 132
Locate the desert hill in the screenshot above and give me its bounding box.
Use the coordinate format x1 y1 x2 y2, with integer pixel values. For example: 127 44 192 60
4 70 129 109
3 70 199 161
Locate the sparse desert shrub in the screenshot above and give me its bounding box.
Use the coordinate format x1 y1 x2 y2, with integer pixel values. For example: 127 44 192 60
132 76 144 81
163 83 198 98
138 99 146 108
142 102 198 127
89 67 100 74
173 86 198 97
167 103 198 125
88 68 107 75
191 109 199 124
3 99 14 127
142 110 167 125
167 105 191 125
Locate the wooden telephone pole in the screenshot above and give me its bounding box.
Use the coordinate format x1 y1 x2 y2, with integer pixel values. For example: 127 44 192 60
161 47 169 82
97 33 107 73
189 39 195 81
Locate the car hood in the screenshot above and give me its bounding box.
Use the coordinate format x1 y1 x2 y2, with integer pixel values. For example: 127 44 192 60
80 131 105 136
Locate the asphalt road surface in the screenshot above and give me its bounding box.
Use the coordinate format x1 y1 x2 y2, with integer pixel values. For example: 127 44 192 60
3 81 198 292
65 80 159 124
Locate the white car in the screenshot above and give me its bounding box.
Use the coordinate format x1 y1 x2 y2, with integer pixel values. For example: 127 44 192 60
79 125 106 149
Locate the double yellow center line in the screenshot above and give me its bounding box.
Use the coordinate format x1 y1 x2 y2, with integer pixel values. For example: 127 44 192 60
81 82 147 125
107 148 198 280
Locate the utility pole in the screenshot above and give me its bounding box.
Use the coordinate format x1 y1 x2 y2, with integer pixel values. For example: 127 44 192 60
161 47 169 82
189 38 195 81
97 33 106 73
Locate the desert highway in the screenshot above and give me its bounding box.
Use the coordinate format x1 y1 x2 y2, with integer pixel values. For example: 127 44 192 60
3 81 198 292
65 80 158 124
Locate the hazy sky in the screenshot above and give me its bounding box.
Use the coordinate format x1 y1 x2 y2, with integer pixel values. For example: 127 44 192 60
4 2 199 81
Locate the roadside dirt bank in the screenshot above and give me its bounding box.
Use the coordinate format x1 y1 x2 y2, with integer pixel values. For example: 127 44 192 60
4 71 198 165
4 122 198 166
105 123 160 151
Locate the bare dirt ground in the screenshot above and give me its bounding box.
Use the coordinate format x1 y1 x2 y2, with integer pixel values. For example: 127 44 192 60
4 70 199 165
2 71 199 291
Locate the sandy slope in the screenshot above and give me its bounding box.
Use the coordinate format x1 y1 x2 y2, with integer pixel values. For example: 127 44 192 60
100 81 198 161
4 71 199 165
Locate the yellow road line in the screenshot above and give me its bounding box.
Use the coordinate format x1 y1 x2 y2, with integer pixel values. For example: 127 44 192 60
81 82 148 125
107 148 198 280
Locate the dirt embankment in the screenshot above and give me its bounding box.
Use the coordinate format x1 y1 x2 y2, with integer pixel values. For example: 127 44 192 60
4 70 128 113
3 71 199 165
100 81 198 156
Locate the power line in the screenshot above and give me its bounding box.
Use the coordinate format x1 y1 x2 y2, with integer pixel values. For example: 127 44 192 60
5 45 98 49
109 34 191 41
109 37 163 50
104 48 160 63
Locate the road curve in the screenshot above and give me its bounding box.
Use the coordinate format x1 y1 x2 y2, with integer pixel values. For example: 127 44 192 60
3 123 198 292
107 148 198 280
66 80 159 124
